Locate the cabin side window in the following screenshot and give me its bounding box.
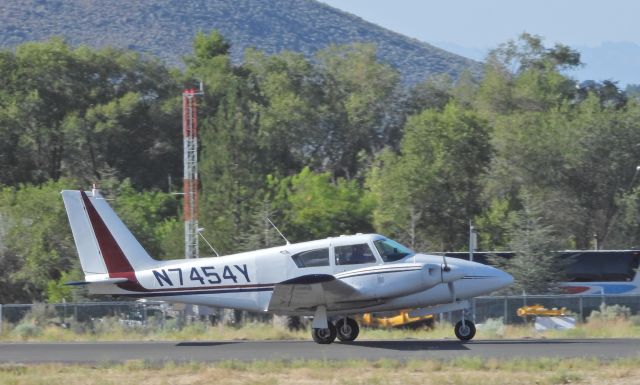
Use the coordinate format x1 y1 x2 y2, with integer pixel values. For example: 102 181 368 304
335 243 377 265
291 248 330 268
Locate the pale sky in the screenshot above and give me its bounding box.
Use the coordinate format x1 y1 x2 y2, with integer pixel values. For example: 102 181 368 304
319 0 640 84
319 0 640 49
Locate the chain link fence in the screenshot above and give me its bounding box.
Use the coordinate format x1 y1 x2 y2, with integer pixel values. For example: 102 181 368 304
472 294 640 324
1 294 638 335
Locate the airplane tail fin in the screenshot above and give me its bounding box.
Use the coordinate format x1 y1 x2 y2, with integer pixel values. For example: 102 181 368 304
61 188 156 283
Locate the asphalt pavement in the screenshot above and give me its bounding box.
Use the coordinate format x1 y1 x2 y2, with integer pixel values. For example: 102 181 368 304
1 339 639 363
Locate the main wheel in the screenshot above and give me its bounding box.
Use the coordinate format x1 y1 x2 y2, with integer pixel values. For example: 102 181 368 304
335 318 360 342
454 320 476 341
311 323 337 344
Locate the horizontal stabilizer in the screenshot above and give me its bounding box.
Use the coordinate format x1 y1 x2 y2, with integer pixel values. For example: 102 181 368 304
65 275 130 286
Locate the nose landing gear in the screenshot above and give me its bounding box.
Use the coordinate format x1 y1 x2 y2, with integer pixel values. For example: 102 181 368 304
454 319 476 341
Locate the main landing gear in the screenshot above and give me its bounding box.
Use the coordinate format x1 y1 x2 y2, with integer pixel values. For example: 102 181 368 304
335 317 360 342
312 322 337 344
310 314 475 343
312 317 360 344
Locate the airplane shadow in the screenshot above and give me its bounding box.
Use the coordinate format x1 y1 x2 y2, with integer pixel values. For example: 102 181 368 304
175 338 599 351
339 340 470 351
467 339 599 345
176 341 238 347
339 339 597 351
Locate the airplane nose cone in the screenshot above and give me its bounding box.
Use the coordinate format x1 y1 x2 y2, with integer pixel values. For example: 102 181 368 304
479 265 514 293
499 270 514 288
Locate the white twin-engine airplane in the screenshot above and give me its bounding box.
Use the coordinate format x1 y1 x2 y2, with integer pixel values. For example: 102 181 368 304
62 188 513 344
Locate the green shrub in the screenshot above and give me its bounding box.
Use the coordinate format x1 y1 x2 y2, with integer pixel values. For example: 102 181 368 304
479 317 505 337
10 323 42 339
588 303 631 322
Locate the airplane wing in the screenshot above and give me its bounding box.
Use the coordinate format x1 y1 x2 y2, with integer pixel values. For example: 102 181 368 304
267 263 458 314
267 274 380 313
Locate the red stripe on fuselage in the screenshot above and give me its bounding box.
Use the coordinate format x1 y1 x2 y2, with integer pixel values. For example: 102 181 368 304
80 191 141 288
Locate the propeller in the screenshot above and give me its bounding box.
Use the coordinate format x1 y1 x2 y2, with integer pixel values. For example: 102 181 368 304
442 255 450 272
441 255 456 302
448 281 456 302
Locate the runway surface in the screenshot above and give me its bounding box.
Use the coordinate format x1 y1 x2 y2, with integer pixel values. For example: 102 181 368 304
1 339 639 363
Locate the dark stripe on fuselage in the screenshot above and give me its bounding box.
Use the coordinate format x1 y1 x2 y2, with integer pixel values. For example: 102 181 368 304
120 286 275 297
336 267 422 279
462 276 496 279
126 282 274 293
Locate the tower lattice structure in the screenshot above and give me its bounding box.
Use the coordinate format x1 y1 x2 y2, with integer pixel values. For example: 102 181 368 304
183 88 200 259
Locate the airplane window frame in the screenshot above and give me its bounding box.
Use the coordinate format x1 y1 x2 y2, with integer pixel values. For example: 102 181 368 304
334 243 377 266
373 238 414 263
291 248 330 268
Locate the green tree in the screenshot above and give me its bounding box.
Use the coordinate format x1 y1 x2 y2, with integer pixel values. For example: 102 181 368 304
108 179 181 259
0 39 181 189
244 49 322 174
367 148 422 248
316 43 401 179
626 84 640 100
187 32 265 254
277 167 374 241
491 195 565 294
45 268 84 303
608 185 640 248
237 200 285 252
0 180 76 302
369 103 491 250
487 96 640 249
476 33 580 116
474 197 513 251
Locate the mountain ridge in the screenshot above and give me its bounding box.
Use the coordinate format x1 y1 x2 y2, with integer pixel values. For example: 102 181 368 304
0 0 482 85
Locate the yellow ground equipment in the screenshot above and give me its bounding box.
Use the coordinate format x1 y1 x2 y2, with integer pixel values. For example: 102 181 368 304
517 304 567 318
358 310 433 329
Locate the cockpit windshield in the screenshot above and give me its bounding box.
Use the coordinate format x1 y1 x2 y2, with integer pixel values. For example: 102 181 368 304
374 238 414 262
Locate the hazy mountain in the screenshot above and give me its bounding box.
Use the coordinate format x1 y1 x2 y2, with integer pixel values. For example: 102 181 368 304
433 39 640 87
0 0 482 85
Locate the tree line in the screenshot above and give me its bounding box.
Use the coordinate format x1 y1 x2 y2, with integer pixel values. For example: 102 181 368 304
1 32 639 302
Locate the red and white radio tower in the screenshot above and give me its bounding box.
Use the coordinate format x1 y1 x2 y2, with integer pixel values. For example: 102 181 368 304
183 86 203 259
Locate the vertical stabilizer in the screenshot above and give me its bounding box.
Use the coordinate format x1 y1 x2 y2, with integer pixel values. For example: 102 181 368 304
61 190 107 275
61 189 156 280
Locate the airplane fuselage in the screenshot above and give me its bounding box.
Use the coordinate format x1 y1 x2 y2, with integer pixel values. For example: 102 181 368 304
89 234 511 317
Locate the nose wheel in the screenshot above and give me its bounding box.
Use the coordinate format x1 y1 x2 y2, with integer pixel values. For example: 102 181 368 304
335 317 360 342
454 319 476 341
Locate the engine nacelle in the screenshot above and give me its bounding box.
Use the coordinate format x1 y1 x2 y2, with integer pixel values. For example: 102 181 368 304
337 262 465 300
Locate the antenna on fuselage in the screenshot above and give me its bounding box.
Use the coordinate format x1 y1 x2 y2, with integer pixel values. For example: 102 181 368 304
197 227 220 257
266 217 290 245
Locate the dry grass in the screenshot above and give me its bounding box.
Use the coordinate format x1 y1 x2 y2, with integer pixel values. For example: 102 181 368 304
2 316 640 342
1 358 640 385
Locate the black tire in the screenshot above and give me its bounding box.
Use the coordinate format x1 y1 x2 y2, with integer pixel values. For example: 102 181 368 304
454 320 476 341
311 323 337 344
335 318 360 342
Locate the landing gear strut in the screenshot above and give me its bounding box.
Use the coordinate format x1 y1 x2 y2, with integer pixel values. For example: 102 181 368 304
311 322 337 344
335 317 360 342
454 319 476 341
